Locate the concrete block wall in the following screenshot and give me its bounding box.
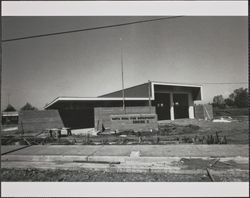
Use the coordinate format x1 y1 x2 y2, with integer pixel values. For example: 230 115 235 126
94 106 156 130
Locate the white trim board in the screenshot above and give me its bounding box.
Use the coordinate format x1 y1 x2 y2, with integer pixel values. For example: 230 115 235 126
44 97 151 109
44 81 203 109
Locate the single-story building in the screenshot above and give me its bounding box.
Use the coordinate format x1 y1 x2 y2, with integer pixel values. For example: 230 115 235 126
44 81 202 129
2 111 19 125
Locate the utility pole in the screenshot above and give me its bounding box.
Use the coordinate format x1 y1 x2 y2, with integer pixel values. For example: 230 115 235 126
7 93 10 105
148 80 152 113
120 37 126 114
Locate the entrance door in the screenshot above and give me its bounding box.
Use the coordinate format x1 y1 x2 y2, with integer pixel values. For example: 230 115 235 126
155 93 170 120
173 94 189 119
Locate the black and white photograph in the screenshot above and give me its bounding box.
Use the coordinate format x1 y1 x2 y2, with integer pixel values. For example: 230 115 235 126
0 0 249 194
1 15 248 183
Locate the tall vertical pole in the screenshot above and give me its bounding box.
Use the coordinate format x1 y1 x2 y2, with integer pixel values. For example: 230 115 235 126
120 38 126 114
7 93 10 105
148 80 152 113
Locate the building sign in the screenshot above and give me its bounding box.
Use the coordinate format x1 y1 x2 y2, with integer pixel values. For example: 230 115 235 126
110 114 158 132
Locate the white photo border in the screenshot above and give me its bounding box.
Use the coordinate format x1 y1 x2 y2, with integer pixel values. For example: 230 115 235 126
1 1 248 197
1 1 248 16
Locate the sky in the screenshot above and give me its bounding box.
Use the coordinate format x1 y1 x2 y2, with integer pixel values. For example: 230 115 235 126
1 16 248 110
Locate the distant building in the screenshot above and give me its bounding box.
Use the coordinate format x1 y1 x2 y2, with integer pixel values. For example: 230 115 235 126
2 111 19 125
45 81 202 129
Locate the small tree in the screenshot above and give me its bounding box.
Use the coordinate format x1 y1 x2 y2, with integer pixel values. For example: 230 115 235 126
212 95 225 108
233 88 248 108
20 103 38 111
3 104 16 112
215 87 248 108
224 98 234 107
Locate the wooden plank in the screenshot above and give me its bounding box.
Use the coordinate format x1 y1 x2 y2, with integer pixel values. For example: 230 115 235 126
206 168 215 182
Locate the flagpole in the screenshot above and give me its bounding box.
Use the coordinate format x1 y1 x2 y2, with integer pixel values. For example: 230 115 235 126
120 38 126 114
148 80 152 113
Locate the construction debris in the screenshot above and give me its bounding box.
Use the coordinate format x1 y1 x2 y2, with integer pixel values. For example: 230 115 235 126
213 117 233 123
209 158 220 167
220 161 233 166
130 151 141 157
73 160 120 164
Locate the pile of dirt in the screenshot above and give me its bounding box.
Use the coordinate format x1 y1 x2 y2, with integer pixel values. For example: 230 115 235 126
159 124 200 135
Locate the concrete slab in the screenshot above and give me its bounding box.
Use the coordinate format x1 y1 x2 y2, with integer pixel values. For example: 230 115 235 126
137 145 249 157
2 144 248 177
3 145 104 156
1 145 248 157
2 155 248 165
1 146 28 155
1 160 249 176
91 145 249 157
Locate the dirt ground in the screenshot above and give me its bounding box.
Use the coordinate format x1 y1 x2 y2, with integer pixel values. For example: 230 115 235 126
1 167 248 182
157 116 249 144
65 116 248 145
2 112 248 182
2 116 249 145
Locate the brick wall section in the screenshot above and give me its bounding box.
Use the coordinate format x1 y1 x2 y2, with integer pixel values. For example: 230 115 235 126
94 106 156 130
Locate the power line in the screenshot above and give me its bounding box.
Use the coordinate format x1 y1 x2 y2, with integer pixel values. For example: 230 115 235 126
2 16 183 43
152 80 248 85
1 82 248 92
200 82 248 85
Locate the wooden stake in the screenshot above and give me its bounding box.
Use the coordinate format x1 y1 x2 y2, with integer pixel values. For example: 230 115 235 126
206 168 215 182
